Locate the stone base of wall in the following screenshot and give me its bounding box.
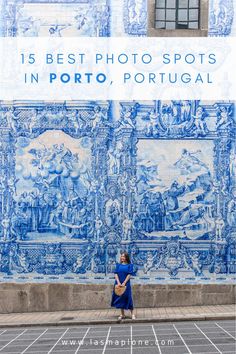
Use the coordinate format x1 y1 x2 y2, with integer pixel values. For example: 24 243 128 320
0 284 235 314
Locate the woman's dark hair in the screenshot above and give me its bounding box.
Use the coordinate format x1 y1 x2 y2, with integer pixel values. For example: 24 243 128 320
120 251 131 264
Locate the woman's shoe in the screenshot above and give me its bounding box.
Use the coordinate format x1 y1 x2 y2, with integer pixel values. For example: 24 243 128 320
131 314 136 320
118 315 125 320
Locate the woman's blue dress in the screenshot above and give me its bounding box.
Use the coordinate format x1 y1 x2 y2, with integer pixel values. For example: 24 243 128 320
111 263 136 310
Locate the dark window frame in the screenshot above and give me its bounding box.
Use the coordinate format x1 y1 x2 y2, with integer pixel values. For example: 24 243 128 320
155 0 201 30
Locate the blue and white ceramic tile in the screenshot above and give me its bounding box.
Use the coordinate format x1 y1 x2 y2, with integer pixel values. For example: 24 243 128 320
209 0 235 37
123 0 147 36
0 0 111 37
0 0 234 37
0 100 235 283
0 2 235 283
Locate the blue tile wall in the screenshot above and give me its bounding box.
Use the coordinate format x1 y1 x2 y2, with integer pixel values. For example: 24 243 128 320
0 100 235 283
0 0 234 37
0 1 235 283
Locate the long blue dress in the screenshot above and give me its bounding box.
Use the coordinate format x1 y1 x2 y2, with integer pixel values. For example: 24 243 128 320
111 263 136 310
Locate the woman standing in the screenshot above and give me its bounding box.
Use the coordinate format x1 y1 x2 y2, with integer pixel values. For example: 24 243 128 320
111 251 136 320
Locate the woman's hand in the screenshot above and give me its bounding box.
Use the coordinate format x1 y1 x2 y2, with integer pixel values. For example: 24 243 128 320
117 282 125 287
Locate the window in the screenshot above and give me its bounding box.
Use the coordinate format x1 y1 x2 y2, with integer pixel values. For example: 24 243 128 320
155 0 200 30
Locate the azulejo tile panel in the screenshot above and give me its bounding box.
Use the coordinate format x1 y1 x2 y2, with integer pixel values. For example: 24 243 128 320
0 100 235 283
0 2 235 284
0 0 234 37
0 0 111 37
208 0 234 36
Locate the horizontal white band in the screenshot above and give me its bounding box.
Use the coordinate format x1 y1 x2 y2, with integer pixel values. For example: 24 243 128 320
0 37 235 100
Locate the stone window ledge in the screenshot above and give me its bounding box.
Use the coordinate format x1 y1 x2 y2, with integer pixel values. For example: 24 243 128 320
148 29 208 37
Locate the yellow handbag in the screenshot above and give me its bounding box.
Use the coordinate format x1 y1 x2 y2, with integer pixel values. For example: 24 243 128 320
114 284 126 296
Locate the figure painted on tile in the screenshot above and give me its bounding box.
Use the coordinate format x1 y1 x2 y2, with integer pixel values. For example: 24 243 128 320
145 109 160 136
192 106 209 136
146 192 166 232
164 181 185 212
189 251 202 276
215 216 225 241
209 0 234 36
108 147 118 175
74 13 87 31
90 105 106 131
18 16 41 36
174 149 209 173
216 106 232 130
17 249 29 273
119 104 138 130
1 216 11 241
72 251 85 273
122 214 133 240
143 251 158 273
95 217 103 242
48 24 69 37
4 107 19 131
126 0 147 35
105 199 121 227
227 188 236 227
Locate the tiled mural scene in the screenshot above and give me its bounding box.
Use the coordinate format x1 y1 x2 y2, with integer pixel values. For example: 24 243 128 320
0 100 235 284
0 1 235 286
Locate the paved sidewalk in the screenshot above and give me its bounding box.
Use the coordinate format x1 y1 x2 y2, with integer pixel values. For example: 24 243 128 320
0 304 235 328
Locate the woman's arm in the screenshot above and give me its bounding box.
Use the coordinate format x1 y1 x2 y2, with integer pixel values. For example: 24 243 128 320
115 273 122 286
121 274 131 286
